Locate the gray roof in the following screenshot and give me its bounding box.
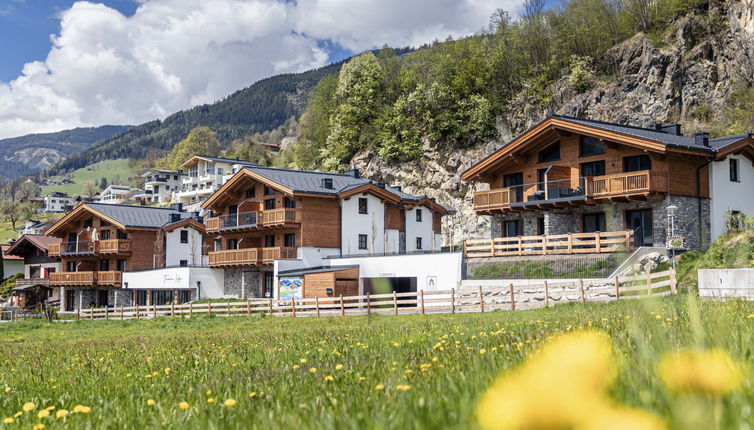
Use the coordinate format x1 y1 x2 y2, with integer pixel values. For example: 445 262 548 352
142 169 186 176
278 265 359 277
197 156 260 166
709 133 753 150
84 203 191 229
549 114 716 152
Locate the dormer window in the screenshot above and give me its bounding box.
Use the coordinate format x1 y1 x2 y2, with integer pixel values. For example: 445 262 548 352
322 178 334 189
538 142 560 163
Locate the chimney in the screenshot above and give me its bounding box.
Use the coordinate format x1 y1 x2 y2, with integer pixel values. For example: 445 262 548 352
652 123 663 132
344 168 360 178
661 124 682 136
322 178 334 189
695 132 710 148
170 202 184 212
377 182 386 189
170 213 182 223
393 185 402 192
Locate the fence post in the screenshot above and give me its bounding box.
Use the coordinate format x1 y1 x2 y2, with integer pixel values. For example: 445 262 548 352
153 304 157 319
291 299 296 317
171 302 175 317
596 232 601 253
247 299 252 315
478 285 484 313
542 234 548 255
646 271 652 296
208 301 212 318
316 296 320 318
451 288 456 314
340 295 345 317
366 293 371 316
420 290 425 314
567 233 572 254
189 302 193 318
489 239 495 257
393 291 398 315
120 305 124 320
517 237 523 256
77 306 80 320
90 307 93 320
670 269 678 294
136 304 140 320
614 276 620 300
105 306 109 320
544 281 549 307
269 298 273 315
579 279 585 303
226 301 231 316
509 283 515 311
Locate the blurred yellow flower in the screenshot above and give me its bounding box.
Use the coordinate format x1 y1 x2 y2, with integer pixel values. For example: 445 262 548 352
207 397 216 403
206 390 213 395
147 399 156 406
223 398 236 407
659 349 743 396
358 377 366 381
55 409 68 419
178 401 190 410
300 358 307 364
309 367 317 374
580 405 665 430
396 385 411 391
248 392 257 398
72 405 91 414
32 424 44 430
3 387 10 393
375 384 385 391
335 364 344 370
2 418 13 424
22 402 36 412
480 348 487 355
292 364 300 370
324 375 335 382
37 409 50 419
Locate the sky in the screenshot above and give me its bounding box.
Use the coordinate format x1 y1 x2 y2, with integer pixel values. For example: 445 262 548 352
0 0 522 140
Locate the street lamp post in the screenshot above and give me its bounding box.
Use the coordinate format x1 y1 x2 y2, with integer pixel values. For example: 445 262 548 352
667 205 678 273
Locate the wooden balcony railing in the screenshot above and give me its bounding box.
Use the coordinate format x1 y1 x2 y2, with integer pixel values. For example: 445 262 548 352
464 231 634 258
473 188 514 210
207 208 301 232
261 209 301 227
14 278 50 287
208 248 261 266
262 247 297 262
97 239 131 254
97 271 123 285
49 272 96 286
586 171 668 198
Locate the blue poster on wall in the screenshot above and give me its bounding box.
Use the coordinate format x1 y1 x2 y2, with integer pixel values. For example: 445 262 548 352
279 277 303 300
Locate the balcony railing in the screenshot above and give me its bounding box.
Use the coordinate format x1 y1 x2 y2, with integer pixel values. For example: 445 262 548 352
464 231 634 258
97 239 131 254
14 278 50 287
473 171 668 212
49 271 122 286
208 247 296 267
207 208 301 232
49 240 130 256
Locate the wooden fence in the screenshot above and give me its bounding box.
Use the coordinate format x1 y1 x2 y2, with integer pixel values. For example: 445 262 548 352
55 269 676 321
464 231 633 258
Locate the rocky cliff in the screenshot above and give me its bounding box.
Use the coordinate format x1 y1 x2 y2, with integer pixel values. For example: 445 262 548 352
349 0 754 245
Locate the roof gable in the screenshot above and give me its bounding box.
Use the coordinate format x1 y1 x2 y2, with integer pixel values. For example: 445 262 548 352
46 203 192 235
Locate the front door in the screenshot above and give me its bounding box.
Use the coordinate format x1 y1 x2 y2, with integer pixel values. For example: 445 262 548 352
627 209 653 247
98 290 109 308
65 290 75 312
503 172 524 203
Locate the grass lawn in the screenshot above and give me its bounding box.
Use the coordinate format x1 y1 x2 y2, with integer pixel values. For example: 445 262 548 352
41 159 134 196
1 295 752 428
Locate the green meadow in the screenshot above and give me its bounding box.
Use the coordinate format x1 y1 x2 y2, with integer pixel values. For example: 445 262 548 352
41 159 134 196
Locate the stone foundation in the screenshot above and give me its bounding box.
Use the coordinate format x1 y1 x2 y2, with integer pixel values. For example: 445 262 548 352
223 269 267 298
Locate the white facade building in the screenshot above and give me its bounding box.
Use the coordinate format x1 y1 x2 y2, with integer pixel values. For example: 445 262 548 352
164 218 206 267
43 193 73 213
709 153 754 240
134 170 185 204
174 156 258 207
99 185 134 204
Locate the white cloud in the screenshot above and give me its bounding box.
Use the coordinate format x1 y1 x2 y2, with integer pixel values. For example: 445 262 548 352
0 0 519 139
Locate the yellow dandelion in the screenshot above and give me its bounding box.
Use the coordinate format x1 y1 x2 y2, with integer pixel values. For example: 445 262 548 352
178 401 190 410
3 387 10 393
55 409 68 419
396 385 412 391
248 392 257 398
72 405 91 414
480 348 487 355
292 364 300 370
358 377 366 381
13 412 22 418
223 398 237 407
580 405 666 430
147 399 156 406
207 397 216 403
324 375 335 382
3 418 13 424
375 384 385 391
37 409 50 419
659 349 743 396
206 389 213 396
44 406 54 411
309 367 317 374
335 364 344 371
432 357 439 362
32 424 44 430
22 402 36 412
300 358 307 364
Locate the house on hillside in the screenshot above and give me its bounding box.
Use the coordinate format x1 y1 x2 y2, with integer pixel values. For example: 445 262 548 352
201 166 453 299
15 219 58 238
461 115 754 256
5 235 62 308
132 169 186 204
708 133 754 239
99 185 135 204
45 203 212 312
173 156 259 207
1 244 24 277
43 192 73 213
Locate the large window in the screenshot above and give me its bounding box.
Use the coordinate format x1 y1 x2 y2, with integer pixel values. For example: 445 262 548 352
228 238 238 250
284 233 296 248
503 220 522 237
580 161 606 177
264 235 275 247
180 230 188 243
730 158 740 182
99 260 109 271
151 290 173 306
582 213 606 233
358 198 368 214
117 230 128 239
136 291 148 306
179 291 191 304
416 209 423 222
579 136 605 157
264 199 276 210
246 187 256 198
284 197 296 208
100 229 111 240
538 143 561 163
623 155 652 172
117 259 126 271
358 234 368 250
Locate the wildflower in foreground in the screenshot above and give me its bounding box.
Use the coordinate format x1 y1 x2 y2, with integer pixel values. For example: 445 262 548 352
580 406 665 430
223 399 236 407
147 399 156 406
396 385 411 391
375 384 385 391
658 349 743 396
55 409 68 419
178 402 190 410
324 375 335 382
72 405 91 414
335 364 344 370
309 367 317 374
32 424 44 430
22 402 36 412
248 392 257 398
3 418 13 424
207 397 216 404
38 409 50 419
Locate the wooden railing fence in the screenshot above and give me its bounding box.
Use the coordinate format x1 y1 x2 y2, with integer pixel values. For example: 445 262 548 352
464 231 633 258
55 269 676 321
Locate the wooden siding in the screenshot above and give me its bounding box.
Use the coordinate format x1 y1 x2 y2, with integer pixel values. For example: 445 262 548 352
386 207 404 230
299 197 340 248
301 267 359 299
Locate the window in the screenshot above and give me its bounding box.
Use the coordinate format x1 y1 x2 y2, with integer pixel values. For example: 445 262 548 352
189 166 198 177
99 260 109 271
284 233 296 248
136 291 148 306
416 209 423 222
117 259 127 271
152 290 173 306
174 175 178 180
67 261 76 272
582 213 606 233
264 235 275 247
179 291 191 304
537 217 545 235
179 260 188 267
537 169 547 191
180 230 189 244
623 155 652 172
358 198 368 214
579 136 605 157
264 186 274 195
730 158 740 182
284 197 296 208
358 234 368 250
100 230 110 240
246 187 256 198
117 230 128 239
503 220 522 237
264 199 276 210
580 160 606 177
228 238 238 249
217 168 222 175
84 219 92 228
214 239 222 252
538 142 560 163
416 237 423 250
100 220 110 227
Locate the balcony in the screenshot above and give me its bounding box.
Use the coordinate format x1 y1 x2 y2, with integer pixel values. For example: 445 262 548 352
208 247 296 267
473 171 668 213
207 208 301 232
464 231 634 258
49 271 122 287
14 278 50 287
49 239 131 257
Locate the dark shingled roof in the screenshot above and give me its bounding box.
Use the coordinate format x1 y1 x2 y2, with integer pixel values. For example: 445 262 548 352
84 203 192 229
709 133 753 150
549 114 716 152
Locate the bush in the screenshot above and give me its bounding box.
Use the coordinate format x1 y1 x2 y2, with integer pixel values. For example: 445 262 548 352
568 55 593 93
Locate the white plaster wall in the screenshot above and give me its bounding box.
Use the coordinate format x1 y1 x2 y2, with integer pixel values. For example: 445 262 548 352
710 155 754 240
331 252 463 293
340 194 385 255
698 268 754 299
405 206 433 252
433 234 443 251
122 267 224 299
386 229 400 254
165 227 203 267
298 247 341 267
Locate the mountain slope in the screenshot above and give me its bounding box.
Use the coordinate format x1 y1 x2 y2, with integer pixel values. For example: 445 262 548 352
0 125 131 178
46 61 344 176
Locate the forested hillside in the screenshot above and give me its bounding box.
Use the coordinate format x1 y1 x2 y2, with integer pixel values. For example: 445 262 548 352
44 61 345 176
0 125 131 178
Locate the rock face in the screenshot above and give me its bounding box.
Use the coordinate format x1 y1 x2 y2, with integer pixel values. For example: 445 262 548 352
350 1 754 245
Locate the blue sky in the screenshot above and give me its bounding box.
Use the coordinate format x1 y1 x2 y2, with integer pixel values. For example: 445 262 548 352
0 0 517 138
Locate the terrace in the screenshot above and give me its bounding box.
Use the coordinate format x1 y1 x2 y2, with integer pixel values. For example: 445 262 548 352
49 271 122 287
48 239 132 257
208 247 297 267
206 208 302 232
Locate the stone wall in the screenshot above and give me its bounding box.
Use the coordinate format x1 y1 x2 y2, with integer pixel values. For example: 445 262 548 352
224 269 266 298
110 289 133 307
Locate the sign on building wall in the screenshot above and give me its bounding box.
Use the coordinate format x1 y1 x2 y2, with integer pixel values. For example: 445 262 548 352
279 277 303 300
666 236 685 250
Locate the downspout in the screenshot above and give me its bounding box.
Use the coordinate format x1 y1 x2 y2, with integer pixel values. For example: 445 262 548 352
696 157 714 250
